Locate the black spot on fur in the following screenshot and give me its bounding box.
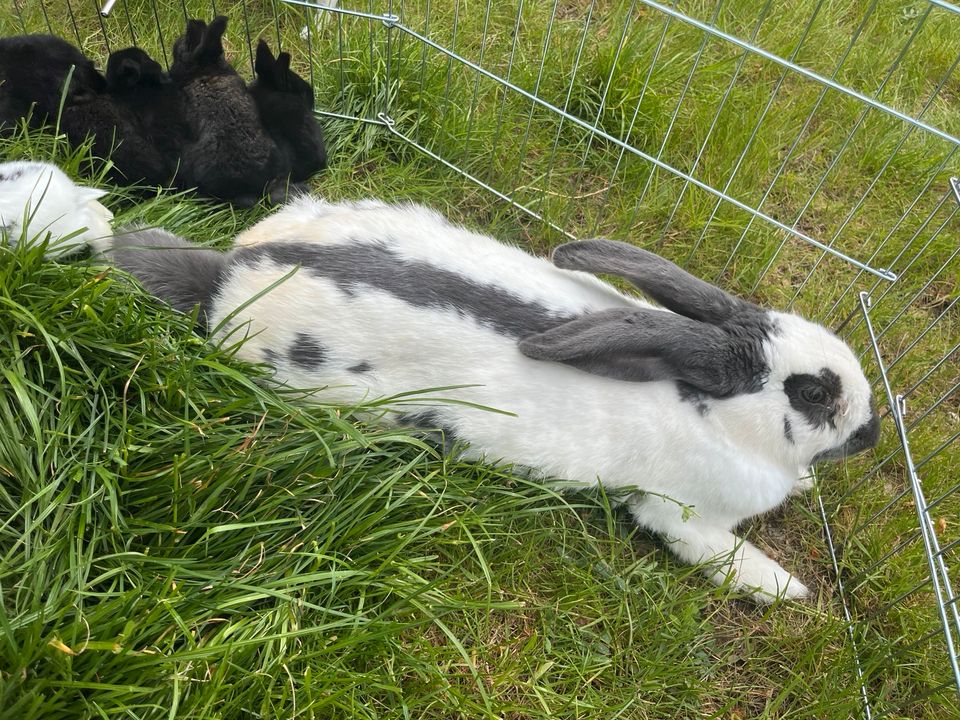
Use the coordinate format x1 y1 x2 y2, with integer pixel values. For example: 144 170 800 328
262 348 280 366
233 242 576 339
0 169 24 183
400 411 462 452
783 416 794 444
677 382 709 415
784 368 843 429
288 333 326 369
347 361 372 373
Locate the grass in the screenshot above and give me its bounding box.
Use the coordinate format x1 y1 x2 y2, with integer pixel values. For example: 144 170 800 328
1 0 958 717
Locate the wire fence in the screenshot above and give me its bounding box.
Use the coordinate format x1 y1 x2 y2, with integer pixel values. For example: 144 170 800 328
7 0 959 714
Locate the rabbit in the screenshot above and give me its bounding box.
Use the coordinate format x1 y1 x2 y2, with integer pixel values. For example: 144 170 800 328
98 195 881 603
0 34 107 134
57 85 174 188
248 40 327 193
0 160 112 258
169 16 285 207
0 35 179 188
102 46 193 187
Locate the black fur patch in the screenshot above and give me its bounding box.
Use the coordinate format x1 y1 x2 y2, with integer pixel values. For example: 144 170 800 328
233 242 576 339
347 361 372 373
262 348 280 366
783 416 794 444
784 368 843 429
0 168 24 183
400 411 462 452
288 333 326 369
677 382 709 416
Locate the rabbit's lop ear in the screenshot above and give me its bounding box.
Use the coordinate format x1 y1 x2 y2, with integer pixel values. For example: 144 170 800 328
552 239 760 326
518 307 767 397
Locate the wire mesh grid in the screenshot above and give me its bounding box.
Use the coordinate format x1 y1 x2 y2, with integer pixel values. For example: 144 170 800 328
6 0 958 715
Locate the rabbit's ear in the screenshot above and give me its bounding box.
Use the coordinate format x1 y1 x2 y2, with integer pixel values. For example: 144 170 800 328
78 187 108 202
552 239 760 325
277 52 292 75
196 16 227 64
254 40 275 77
518 308 767 397
183 19 207 52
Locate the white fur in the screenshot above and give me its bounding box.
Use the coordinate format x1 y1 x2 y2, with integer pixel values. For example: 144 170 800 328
0 161 113 258
211 196 876 602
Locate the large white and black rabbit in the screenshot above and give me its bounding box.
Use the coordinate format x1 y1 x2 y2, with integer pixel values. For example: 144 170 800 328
97 196 880 602
0 160 112 258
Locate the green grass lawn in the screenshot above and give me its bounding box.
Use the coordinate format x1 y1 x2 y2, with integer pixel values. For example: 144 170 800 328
1 1 958 718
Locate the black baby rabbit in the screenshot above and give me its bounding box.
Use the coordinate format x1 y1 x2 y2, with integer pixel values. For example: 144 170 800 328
170 16 285 207
0 34 173 187
248 40 327 189
103 46 192 186
0 34 106 133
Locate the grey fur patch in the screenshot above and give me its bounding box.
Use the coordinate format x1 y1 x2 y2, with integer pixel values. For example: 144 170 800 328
552 239 762 326
347 361 372 373
783 416 794 444
105 227 227 330
0 168 25 183
677 383 709 416
231 242 576 339
288 333 326 369
518 308 769 398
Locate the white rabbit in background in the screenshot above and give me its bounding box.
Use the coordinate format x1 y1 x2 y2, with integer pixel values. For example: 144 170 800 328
98 195 881 603
0 160 112 258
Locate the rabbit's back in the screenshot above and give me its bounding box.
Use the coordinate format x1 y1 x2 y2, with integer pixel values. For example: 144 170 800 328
178 75 282 201
234 197 640 315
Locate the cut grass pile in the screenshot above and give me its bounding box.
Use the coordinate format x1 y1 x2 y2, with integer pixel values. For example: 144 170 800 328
1 0 958 718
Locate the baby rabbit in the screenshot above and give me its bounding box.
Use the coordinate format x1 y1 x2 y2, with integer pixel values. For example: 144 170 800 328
103 46 192 187
170 17 284 207
99 196 881 603
0 34 106 133
0 160 112 258
248 40 327 193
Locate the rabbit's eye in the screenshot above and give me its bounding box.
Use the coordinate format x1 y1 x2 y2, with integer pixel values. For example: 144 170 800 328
800 385 829 405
